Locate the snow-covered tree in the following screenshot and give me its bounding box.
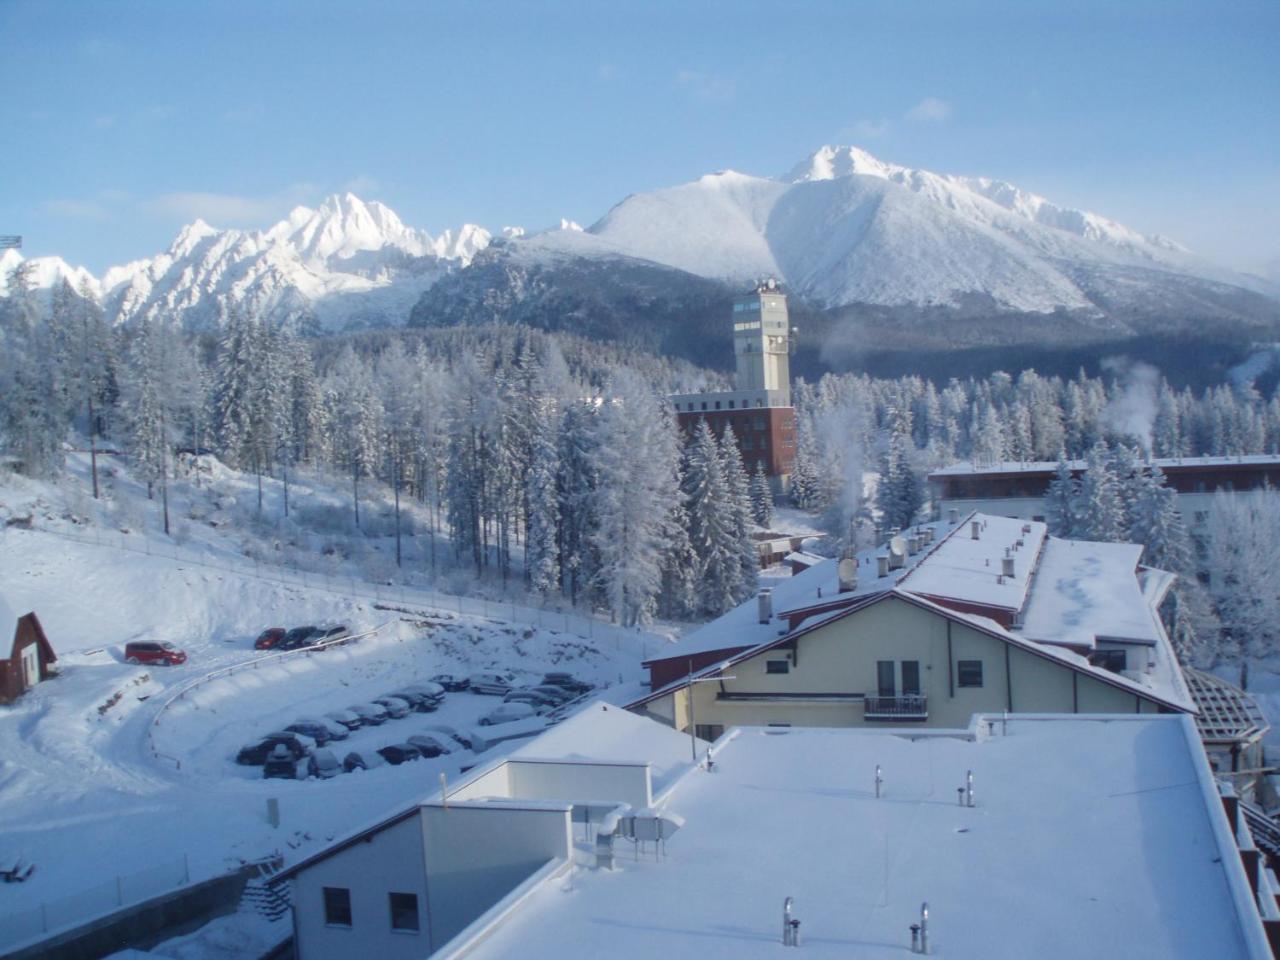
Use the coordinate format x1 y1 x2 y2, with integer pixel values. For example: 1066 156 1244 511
749 463 774 528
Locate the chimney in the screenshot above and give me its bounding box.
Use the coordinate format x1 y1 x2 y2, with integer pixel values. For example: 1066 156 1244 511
970 520 981 540
1002 556 1015 578
758 588 773 624
947 509 959 524
876 555 890 578
837 558 858 593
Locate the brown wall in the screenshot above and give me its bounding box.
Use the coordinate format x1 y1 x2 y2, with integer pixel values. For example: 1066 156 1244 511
0 614 54 704
647 646 751 690
676 407 796 477
933 462 1280 501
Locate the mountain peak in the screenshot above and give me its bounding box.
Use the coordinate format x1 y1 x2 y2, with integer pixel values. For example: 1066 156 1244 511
784 145 897 183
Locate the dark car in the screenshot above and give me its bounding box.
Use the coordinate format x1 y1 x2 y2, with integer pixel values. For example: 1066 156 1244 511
407 734 451 758
279 626 319 650
430 673 470 692
528 684 574 705
284 719 342 746
392 689 440 713
542 672 594 695
263 744 298 780
254 627 286 650
235 731 315 765
349 703 389 726
372 696 412 720
124 641 187 666
343 750 387 773
307 749 343 780
377 744 423 766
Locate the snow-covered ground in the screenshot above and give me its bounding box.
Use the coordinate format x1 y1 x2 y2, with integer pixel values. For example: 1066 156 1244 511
0 472 646 952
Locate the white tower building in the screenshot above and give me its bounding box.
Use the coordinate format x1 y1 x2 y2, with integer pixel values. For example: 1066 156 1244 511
732 278 791 402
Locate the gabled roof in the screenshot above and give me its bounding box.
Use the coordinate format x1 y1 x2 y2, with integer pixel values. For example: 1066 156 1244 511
628 587 1195 714
2 600 54 665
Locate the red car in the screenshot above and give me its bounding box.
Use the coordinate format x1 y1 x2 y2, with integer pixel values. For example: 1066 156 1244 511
124 641 187 666
254 627 286 650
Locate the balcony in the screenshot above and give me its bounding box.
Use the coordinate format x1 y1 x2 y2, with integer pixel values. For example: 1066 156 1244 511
863 695 928 720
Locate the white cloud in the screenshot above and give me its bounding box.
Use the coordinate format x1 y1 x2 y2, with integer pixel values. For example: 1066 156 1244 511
343 175 381 197
43 199 109 220
675 68 735 102
850 119 889 139
142 184 318 227
906 97 952 123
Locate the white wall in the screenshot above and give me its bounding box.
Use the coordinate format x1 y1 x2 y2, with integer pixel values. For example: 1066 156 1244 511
421 803 571 948
292 813 429 960
507 760 652 809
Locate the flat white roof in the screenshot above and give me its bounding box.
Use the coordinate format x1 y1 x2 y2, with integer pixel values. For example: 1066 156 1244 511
1020 538 1154 649
930 455 1280 477
898 514 1047 610
456 716 1268 960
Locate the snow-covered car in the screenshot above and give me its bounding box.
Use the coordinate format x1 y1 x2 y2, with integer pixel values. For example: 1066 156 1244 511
286 717 348 744
254 627 286 650
236 732 315 765
343 750 387 773
542 672 594 696
372 696 412 720
527 684 575 705
349 703 389 725
393 684 444 711
124 641 187 666
314 624 350 644
479 702 536 726
503 689 557 711
468 673 513 696
420 724 472 751
377 743 423 765
325 709 363 731
306 749 343 780
406 734 452 758
263 744 299 780
430 674 470 692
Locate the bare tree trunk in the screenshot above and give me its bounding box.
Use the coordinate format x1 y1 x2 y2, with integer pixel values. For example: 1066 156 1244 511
394 455 402 568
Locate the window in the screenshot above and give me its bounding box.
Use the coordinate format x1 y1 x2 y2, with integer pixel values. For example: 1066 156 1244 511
695 724 724 741
728 400 736 409
389 892 419 932
877 660 895 697
901 661 921 696
755 417 766 431
323 887 352 927
1089 650 1127 673
766 660 790 674
767 722 792 728
1032 515 1045 523
701 402 707 411
957 660 983 688
715 401 722 410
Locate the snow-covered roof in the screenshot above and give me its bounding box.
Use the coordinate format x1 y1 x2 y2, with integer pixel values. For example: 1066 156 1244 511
1019 538 1154 649
897 514 1046 611
645 516 961 663
454 716 1272 960
783 550 826 566
930 455 1280 478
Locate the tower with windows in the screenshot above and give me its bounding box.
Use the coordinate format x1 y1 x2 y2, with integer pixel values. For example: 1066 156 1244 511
732 279 791 400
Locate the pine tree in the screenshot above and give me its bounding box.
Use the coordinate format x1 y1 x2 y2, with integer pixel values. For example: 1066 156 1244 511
1043 458 1077 538
749 463 774 528
1128 465 1191 573
524 401 561 597
876 411 922 532
719 425 760 607
1077 441 1125 542
684 421 745 617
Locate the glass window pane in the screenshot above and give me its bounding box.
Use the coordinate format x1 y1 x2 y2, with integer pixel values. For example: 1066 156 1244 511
323 887 352 927
389 892 419 932
902 661 920 696
877 661 895 697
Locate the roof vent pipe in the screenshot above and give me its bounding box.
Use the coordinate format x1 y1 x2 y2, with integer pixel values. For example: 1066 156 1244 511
947 508 959 524
970 520 981 540
758 589 774 624
783 897 801 946
877 555 890 578
911 902 930 954
1002 556 1015 578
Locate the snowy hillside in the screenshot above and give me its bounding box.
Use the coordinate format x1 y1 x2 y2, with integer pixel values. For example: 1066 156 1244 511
2 194 493 333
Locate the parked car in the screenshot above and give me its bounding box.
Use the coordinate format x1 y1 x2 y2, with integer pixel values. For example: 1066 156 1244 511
306 748 343 780
393 683 444 711
479 702 536 726
377 743 423 765
279 626 320 650
324 708 363 731
503 689 557 711
527 684 575 705
285 718 347 745
406 734 451 758
349 702 389 725
420 724 472 751
430 673 470 692
343 749 387 773
254 627 286 650
124 641 187 666
372 696 412 720
315 624 350 644
263 744 299 780
542 672 594 695
468 673 514 696
236 731 316 765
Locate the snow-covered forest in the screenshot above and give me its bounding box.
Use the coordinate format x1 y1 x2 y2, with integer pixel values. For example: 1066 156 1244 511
2 268 1279 644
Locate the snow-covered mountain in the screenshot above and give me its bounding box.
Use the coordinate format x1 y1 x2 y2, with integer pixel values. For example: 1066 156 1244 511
5 147 1278 346
2 194 494 332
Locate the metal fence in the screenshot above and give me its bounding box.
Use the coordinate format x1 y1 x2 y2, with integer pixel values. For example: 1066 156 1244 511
19 523 664 663
0 854 189 950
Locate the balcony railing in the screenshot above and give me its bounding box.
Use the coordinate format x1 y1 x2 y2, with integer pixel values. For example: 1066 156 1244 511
864 695 928 720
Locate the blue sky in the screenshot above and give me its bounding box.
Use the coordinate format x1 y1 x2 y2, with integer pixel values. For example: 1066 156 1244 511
2 0 1277 275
